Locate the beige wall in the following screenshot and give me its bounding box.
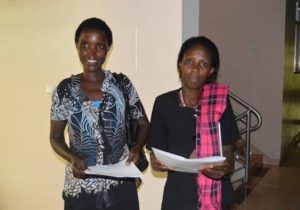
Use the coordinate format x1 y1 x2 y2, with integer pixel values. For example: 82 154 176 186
199 0 286 164
0 0 182 209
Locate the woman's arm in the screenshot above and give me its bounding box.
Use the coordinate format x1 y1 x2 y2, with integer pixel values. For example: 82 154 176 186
127 115 150 165
134 116 150 151
50 120 87 178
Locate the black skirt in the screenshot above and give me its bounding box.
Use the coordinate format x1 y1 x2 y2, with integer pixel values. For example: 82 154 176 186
63 179 139 210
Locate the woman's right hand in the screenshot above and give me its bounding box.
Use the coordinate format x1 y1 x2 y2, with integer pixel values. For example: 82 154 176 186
70 154 87 179
150 152 173 172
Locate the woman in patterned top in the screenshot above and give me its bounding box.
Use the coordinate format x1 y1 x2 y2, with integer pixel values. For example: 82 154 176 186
50 17 149 210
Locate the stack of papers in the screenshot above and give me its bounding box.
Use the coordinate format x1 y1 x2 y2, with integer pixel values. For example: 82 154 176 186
85 159 142 178
152 148 226 173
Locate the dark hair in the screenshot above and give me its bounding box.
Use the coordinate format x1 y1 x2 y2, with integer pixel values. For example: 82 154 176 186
75 17 113 47
177 36 220 83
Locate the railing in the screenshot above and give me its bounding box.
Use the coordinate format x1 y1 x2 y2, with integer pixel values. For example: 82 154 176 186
228 92 262 183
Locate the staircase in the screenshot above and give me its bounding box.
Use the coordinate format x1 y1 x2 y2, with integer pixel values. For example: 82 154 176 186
231 153 264 190
228 92 262 189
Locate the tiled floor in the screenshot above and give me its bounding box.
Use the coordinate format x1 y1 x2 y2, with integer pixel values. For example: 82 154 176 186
234 147 300 210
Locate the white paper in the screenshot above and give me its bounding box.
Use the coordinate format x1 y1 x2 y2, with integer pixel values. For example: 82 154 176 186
218 122 223 156
152 148 226 173
84 159 142 178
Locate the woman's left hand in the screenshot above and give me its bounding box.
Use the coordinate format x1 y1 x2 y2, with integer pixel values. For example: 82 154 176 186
126 146 140 166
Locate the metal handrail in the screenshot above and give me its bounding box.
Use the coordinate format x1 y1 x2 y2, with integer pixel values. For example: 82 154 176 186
228 92 262 183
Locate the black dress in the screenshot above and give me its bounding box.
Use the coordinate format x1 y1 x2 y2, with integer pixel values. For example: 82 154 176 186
147 89 241 210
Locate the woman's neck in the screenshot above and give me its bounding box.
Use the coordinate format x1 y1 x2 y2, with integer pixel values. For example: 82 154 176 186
82 70 105 83
180 87 203 108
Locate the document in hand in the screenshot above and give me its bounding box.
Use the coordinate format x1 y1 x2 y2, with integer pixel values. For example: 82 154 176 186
152 148 226 173
85 159 142 178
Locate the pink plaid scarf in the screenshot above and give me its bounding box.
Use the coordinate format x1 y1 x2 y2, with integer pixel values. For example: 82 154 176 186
196 83 228 210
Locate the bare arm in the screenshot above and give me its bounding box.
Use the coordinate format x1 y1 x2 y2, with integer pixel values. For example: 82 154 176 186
50 120 87 178
50 120 71 161
127 115 150 165
134 115 150 150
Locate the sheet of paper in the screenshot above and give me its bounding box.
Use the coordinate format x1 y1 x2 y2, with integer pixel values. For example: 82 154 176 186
152 148 226 173
85 159 142 178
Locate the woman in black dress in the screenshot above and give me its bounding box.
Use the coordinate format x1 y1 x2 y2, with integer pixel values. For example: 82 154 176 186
147 36 240 210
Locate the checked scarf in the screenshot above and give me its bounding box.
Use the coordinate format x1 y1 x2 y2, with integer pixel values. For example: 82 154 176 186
196 83 228 210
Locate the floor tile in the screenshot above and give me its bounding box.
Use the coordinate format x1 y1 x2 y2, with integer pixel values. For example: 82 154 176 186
236 187 300 210
233 147 300 210
235 166 300 210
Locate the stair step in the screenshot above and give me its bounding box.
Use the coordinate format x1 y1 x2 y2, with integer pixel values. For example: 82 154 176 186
231 153 264 190
249 153 263 169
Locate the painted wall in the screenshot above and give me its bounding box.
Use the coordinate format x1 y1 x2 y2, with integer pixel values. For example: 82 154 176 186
0 1 182 209
182 0 199 41
199 0 286 164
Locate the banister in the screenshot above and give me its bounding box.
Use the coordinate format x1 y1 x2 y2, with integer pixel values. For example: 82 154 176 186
228 91 262 183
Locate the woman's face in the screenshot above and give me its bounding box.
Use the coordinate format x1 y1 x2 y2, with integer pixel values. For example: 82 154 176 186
179 44 214 90
76 29 109 73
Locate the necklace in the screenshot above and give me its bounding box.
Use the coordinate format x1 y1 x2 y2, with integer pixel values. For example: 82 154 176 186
179 89 187 107
180 89 200 117
179 89 201 110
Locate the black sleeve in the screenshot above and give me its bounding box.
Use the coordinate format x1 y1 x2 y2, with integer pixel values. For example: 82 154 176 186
146 97 168 151
220 97 241 146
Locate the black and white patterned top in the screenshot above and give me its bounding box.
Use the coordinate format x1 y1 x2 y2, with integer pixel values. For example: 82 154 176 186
50 70 146 197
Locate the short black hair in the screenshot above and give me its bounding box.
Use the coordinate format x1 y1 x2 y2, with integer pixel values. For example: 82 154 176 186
75 17 113 47
177 36 220 83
